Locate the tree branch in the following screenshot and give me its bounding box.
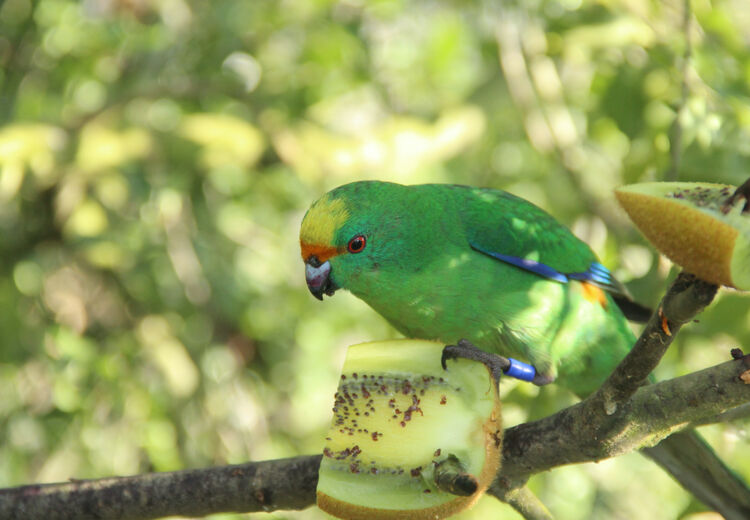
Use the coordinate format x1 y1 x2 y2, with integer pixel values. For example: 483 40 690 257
496 354 750 483
691 401 750 428
2 355 747 520
1 273 747 519
0 456 320 520
592 272 718 415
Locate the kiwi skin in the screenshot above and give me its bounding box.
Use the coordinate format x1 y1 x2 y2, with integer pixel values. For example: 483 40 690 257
615 182 749 289
316 340 502 520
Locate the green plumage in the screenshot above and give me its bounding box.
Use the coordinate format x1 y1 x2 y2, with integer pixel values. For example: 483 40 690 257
302 181 632 396
300 180 750 517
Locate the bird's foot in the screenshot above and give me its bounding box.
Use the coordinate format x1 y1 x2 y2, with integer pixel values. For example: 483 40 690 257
441 339 540 385
442 339 507 384
721 176 750 215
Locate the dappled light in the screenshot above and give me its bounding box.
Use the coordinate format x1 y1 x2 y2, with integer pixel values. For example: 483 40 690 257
1 0 750 519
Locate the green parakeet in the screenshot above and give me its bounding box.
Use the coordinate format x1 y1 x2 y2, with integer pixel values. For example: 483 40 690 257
300 181 750 518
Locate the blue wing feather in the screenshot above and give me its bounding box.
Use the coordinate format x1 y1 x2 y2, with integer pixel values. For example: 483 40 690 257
569 262 616 286
470 243 627 297
470 243 570 283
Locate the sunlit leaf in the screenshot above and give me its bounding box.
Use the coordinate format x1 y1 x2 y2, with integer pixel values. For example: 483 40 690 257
180 113 265 169
76 124 152 173
63 198 108 237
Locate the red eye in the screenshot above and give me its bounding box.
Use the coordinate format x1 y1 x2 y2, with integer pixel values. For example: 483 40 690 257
347 235 366 253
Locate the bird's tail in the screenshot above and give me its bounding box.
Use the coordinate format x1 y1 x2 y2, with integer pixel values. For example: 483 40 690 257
642 429 750 520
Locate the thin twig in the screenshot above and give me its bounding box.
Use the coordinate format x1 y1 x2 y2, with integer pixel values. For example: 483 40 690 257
666 0 693 181
591 272 717 416
497 484 553 520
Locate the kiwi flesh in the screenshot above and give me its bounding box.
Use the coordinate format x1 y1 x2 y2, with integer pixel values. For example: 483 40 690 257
317 339 502 520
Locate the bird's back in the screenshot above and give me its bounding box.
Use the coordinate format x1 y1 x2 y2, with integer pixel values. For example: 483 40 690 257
359 184 637 397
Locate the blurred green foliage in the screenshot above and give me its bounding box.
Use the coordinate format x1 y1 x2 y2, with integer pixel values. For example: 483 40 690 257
1 0 749 519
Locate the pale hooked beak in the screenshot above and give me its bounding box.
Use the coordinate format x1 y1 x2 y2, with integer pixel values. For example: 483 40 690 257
305 257 337 300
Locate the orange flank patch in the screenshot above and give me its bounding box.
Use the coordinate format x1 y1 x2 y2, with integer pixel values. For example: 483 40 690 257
581 282 608 308
301 242 344 263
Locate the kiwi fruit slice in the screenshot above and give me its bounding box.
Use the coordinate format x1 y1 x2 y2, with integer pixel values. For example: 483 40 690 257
615 181 750 290
317 339 502 520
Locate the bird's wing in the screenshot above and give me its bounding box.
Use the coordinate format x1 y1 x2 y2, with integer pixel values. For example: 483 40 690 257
456 187 651 319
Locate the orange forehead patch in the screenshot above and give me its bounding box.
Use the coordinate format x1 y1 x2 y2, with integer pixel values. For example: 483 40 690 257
301 242 345 263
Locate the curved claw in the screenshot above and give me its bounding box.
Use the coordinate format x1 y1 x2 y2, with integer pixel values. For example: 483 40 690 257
441 339 509 384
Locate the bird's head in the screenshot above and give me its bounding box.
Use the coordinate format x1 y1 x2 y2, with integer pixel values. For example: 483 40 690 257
299 191 350 300
299 181 426 301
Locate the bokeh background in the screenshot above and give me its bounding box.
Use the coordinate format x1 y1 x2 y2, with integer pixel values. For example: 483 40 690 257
1 0 749 519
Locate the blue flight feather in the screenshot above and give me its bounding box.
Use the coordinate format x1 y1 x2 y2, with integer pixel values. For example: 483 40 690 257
470 243 622 294
569 262 617 288
469 243 569 283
